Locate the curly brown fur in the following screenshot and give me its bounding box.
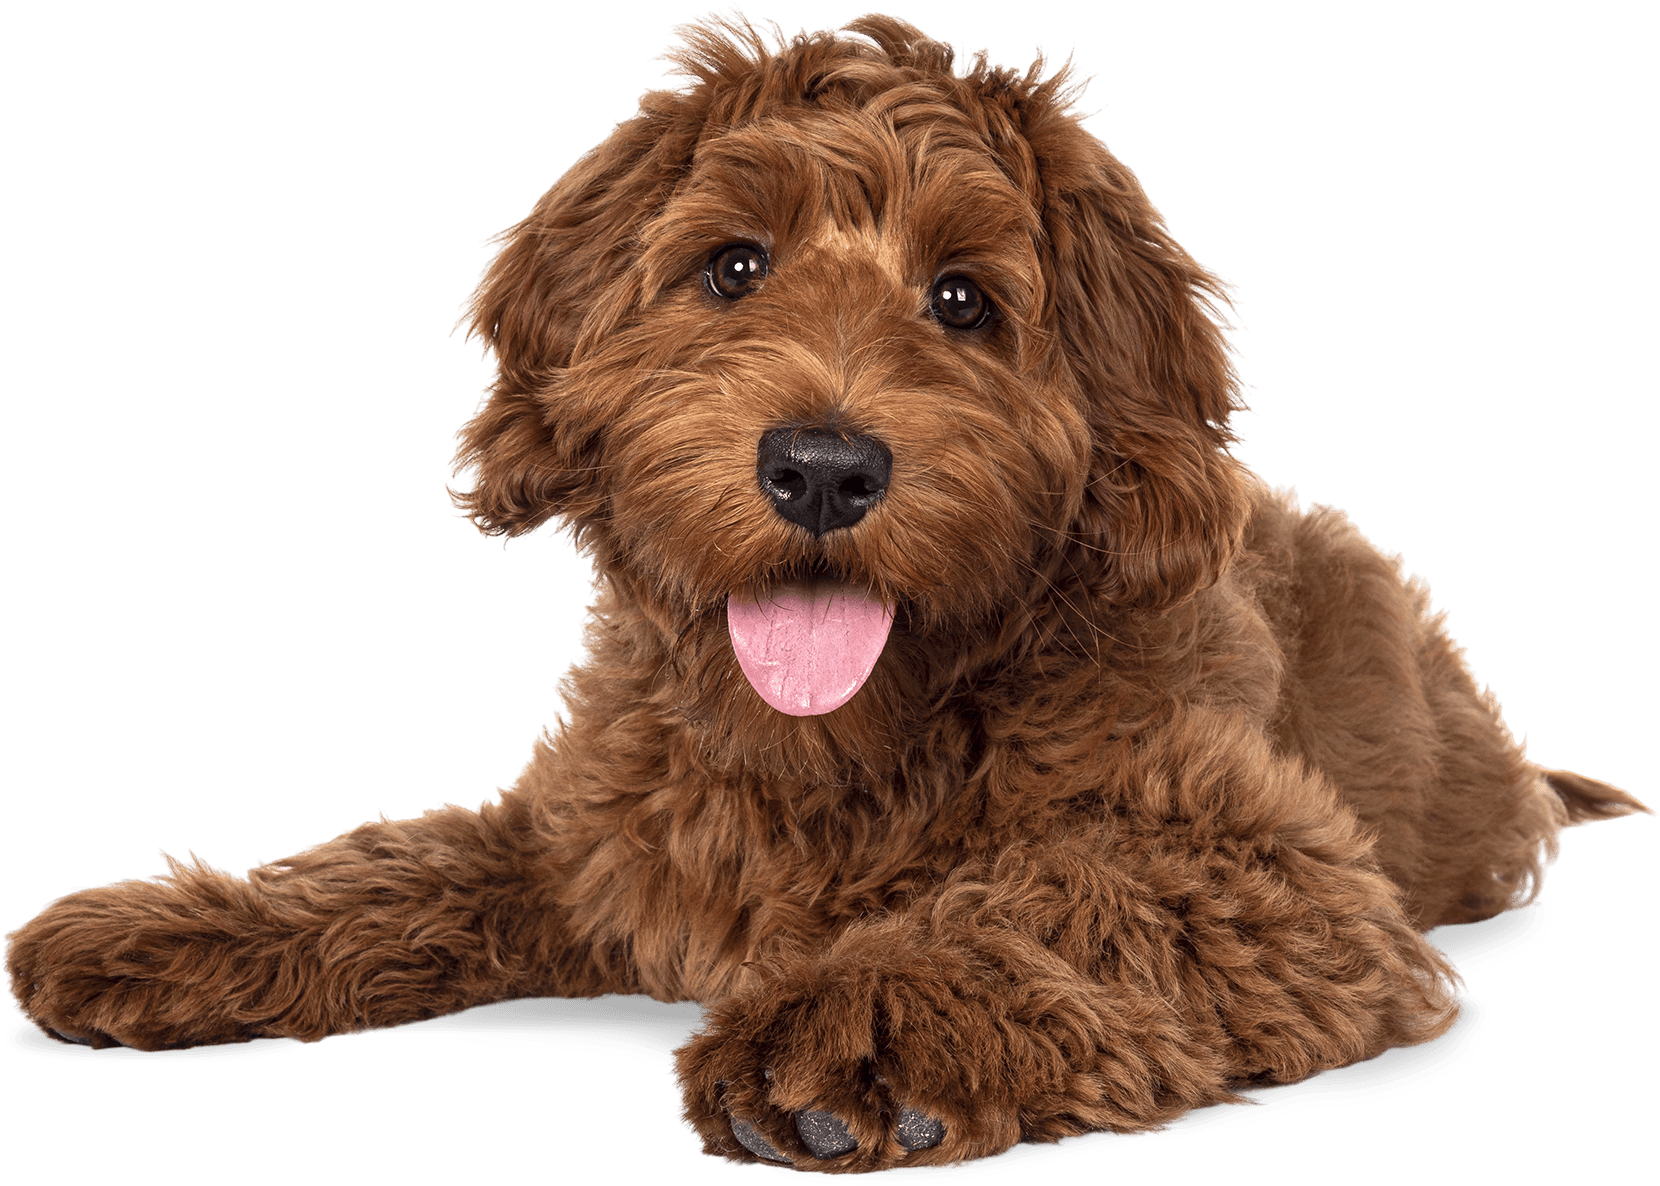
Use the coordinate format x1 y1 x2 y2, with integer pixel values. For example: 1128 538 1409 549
7 17 1646 1172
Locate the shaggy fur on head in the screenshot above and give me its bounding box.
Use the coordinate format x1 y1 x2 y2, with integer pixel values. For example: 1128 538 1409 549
7 17 1646 1173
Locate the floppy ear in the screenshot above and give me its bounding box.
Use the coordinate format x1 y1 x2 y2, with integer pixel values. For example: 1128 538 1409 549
1026 106 1250 608
453 90 708 537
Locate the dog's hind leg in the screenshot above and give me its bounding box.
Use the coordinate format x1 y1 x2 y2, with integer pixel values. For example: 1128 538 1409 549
1249 498 1646 928
1394 591 1653 923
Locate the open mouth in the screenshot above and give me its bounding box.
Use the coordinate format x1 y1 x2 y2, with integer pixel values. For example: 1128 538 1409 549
727 568 895 717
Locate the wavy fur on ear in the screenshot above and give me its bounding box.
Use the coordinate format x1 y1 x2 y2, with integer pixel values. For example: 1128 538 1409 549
1021 103 1250 608
452 78 716 537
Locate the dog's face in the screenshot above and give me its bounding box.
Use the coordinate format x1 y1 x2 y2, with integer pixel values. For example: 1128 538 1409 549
455 18 1247 755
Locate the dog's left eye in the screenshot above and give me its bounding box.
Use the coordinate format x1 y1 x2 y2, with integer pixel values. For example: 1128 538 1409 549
706 244 769 299
930 275 991 330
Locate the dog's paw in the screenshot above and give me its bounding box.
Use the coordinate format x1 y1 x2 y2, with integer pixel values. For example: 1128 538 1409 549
676 938 1029 1170
7 875 269 1051
670 1003 969 1169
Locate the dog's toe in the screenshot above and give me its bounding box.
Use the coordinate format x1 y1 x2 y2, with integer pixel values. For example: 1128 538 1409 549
895 1105 945 1151
730 1116 790 1162
727 1105 942 1164
795 1109 858 1158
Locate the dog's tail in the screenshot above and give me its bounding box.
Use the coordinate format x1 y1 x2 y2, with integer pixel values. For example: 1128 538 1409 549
1500 760 1653 910
1541 769 1649 823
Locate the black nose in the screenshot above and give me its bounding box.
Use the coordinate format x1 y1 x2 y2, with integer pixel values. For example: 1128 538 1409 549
756 427 892 537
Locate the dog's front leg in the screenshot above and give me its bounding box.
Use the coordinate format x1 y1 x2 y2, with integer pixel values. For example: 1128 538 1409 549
679 907 1447 1173
677 911 1235 1170
7 791 605 1050
677 713 1460 1171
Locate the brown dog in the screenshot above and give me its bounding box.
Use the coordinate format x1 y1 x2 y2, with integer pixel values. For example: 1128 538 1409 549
6 17 1647 1172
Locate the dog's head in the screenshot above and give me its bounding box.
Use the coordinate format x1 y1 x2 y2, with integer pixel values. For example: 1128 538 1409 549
455 18 1247 750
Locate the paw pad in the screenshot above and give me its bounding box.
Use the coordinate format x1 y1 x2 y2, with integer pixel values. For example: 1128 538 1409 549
729 1117 789 1163
795 1109 857 1158
726 1104 946 1164
895 1104 945 1151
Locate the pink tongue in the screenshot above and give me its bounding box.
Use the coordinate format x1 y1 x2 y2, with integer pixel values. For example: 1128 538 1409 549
727 581 894 716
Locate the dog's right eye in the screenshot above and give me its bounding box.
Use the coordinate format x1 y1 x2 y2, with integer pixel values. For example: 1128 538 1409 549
706 244 769 299
930 275 991 330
